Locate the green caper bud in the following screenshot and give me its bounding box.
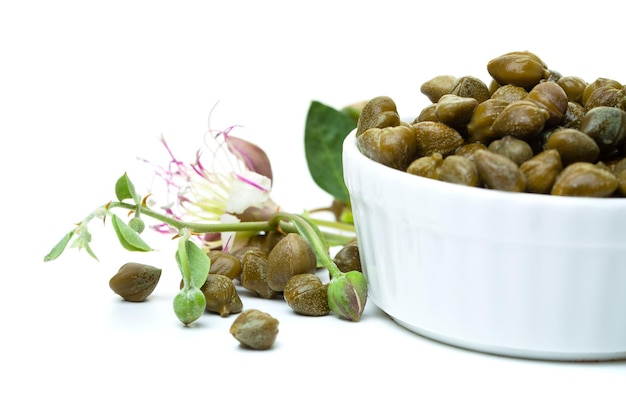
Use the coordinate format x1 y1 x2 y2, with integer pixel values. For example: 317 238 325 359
487 51 548 90
230 309 279 350
473 150 527 192
527 81 569 126
201 274 243 317
449 75 490 103
490 84 528 103
173 286 206 326
545 128 600 166
551 162 618 197
557 76 587 104
356 96 400 136
128 217 145 234
439 155 480 187
578 106 626 157
266 233 317 292
406 152 443 179
357 125 418 171
109 262 162 302
411 121 464 158
420 74 456 103
207 250 242 279
333 241 362 273
492 100 550 140
520 149 563 194
435 94 479 130
239 248 277 299
283 273 330 317
488 136 534 166
466 98 509 144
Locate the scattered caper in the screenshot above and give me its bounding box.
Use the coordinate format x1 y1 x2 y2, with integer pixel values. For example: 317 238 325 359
230 309 279 350
239 248 277 299
283 273 330 317
333 241 362 273
207 250 242 280
551 162 619 197
201 274 243 317
266 233 317 292
109 262 162 302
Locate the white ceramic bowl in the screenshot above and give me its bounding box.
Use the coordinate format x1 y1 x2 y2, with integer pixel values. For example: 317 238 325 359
343 129 626 361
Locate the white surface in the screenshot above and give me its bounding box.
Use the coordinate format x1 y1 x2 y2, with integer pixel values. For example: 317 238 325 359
1 1 624 415
344 133 626 360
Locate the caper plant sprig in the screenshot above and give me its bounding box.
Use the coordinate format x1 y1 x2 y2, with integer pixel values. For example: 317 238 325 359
268 212 367 321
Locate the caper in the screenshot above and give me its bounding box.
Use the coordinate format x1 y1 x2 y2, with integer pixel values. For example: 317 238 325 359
582 78 622 107
439 155 480 187
490 84 528 103
109 262 162 302
245 230 285 256
239 248 277 299
527 81 569 127
551 162 618 197
583 85 624 110
435 94 478 130
406 153 443 179
578 106 626 157
466 98 509 144
545 128 600 166
415 103 438 123
207 250 242 280
487 136 534 166
201 274 243 317
492 100 549 140
333 241 362 273
266 233 317 292
283 273 330 317
455 142 487 160
357 125 418 171
560 101 586 129
230 309 279 350
557 75 587 104
355 95 400 136
519 149 563 194
420 74 456 103
487 51 548 90
473 150 527 192
449 75 490 103
411 121 464 158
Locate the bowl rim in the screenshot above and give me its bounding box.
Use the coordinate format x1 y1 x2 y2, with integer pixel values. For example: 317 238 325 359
343 128 626 209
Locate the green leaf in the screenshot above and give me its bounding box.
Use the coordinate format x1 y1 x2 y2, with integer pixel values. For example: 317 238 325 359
43 230 75 262
115 172 140 204
175 240 210 289
111 214 152 252
304 101 356 203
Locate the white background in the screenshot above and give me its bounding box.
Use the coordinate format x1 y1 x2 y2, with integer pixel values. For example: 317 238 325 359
1 1 625 415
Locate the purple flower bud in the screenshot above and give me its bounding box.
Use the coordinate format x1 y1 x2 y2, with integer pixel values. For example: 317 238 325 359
225 135 273 181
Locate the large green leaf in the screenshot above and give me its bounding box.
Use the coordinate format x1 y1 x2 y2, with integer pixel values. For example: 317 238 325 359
304 101 356 203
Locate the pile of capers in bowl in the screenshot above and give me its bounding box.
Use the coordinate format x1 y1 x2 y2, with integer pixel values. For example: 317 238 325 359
355 51 626 197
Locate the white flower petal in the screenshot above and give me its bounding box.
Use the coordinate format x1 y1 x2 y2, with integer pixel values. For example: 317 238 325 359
225 171 272 214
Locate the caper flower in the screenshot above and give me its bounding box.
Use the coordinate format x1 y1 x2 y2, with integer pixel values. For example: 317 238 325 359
144 119 279 251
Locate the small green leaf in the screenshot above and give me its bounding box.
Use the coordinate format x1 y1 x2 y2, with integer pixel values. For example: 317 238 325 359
115 172 140 203
111 214 152 252
175 240 210 288
304 101 356 203
43 230 75 262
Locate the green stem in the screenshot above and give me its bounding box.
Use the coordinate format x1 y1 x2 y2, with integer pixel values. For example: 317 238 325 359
177 228 192 287
109 201 355 247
